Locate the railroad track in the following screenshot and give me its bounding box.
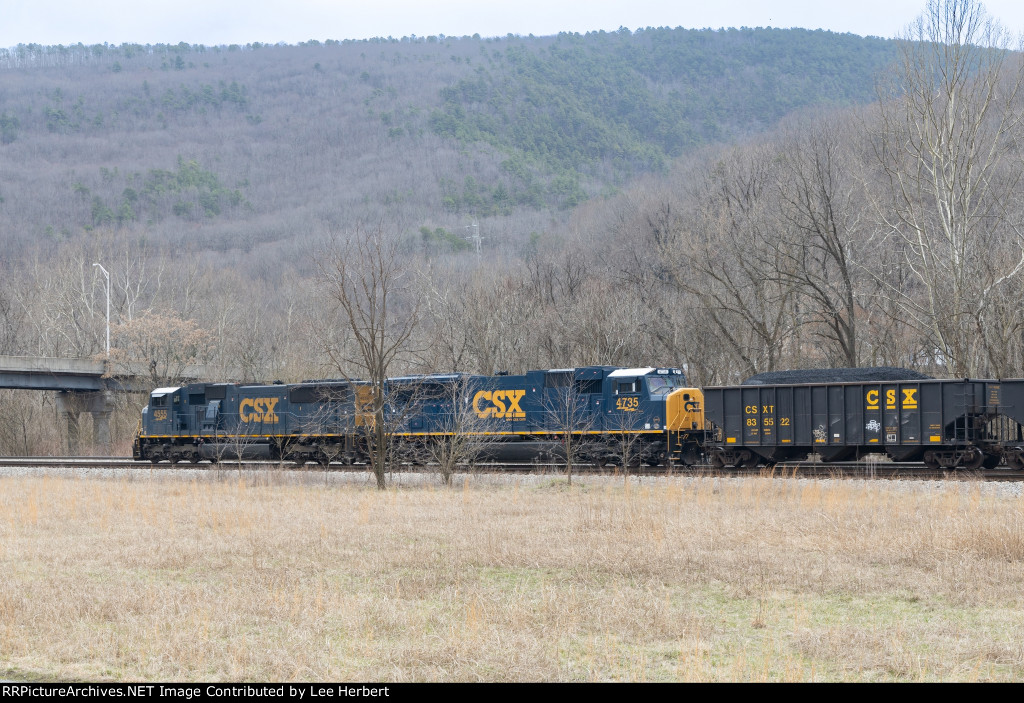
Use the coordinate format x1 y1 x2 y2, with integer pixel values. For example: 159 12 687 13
1 456 1023 481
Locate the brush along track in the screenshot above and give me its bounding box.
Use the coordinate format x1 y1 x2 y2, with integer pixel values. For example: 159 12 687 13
1 456 1023 481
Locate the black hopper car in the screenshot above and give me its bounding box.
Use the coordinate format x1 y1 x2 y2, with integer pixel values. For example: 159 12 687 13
134 366 1024 470
703 371 1024 470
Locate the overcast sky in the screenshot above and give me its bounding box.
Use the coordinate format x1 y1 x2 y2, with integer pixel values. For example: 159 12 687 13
3 0 1024 48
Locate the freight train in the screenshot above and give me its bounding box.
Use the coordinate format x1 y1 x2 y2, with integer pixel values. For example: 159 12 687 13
133 366 1024 470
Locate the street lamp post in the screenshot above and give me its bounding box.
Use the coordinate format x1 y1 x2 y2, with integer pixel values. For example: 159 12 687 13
93 263 110 356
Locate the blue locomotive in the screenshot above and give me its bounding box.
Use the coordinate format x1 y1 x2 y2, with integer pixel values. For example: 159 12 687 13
133 366 708 466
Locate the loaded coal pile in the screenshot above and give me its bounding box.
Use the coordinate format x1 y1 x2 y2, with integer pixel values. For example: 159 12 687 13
742 367 933 385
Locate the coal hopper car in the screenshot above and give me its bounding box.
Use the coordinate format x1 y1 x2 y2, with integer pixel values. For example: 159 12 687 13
703 377 1024 470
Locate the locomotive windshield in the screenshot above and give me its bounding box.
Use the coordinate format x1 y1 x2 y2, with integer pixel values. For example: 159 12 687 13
647 376 686 393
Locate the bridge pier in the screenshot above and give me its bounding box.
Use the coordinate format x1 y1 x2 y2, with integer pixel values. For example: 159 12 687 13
57 391 113 453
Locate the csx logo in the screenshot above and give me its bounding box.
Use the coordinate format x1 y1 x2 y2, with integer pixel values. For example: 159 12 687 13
473 390 526 419
240 397 280 423
866 389 918 410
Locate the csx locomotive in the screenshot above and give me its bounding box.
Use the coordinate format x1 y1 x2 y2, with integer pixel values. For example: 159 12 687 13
133 365 1024 470
133 366 707 466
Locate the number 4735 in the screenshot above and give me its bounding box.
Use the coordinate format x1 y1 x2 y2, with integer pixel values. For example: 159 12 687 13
616 397 639 411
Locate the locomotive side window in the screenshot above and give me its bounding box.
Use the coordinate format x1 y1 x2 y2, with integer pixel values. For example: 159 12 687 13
152 396 167 407
617 380 639 394
205 401 221 420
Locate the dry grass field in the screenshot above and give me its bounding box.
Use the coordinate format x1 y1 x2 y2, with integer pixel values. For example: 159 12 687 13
1 470 1023 682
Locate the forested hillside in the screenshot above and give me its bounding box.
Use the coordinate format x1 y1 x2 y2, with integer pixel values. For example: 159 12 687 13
4 4 1023 456
430 28 896 210
0 28 896 256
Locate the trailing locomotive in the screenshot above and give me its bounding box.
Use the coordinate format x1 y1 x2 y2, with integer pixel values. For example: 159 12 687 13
133 366 707 466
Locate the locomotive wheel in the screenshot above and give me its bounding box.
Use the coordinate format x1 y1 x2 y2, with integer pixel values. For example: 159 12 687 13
189 454 201 464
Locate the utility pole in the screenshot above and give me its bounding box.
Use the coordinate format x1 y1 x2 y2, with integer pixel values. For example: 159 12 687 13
93 262 110 356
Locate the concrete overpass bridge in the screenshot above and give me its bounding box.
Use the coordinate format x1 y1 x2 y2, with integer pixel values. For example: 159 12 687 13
0 355 241 451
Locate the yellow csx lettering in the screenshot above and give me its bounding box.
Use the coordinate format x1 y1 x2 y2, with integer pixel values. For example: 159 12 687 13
902 389 918 409
239 397 280 423
866 390 879 409
473 390 526 419
867 388 918 410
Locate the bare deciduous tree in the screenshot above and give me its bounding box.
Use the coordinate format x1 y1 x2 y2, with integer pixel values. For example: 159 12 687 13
659 147 799 377
540 372 598 486
315 227 420 489
769 115 866 367
874 0 1024 376
107 311 212 388
419 375 498 486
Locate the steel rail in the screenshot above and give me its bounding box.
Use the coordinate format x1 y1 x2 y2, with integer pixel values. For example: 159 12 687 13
1 457 1022 481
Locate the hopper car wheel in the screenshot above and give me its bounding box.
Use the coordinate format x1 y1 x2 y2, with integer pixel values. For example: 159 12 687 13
738 450 760 469
982 454 1001 470
711 453 725 469
923 451 940 470
962 448 985 471
150 457 161 464
1007 450 1024 472
189 454 200 464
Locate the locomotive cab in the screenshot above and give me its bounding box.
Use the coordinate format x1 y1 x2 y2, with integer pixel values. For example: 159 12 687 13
606 367 706 466
143 387 179 435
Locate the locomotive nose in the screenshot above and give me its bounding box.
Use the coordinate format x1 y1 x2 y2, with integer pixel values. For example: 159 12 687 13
666 387 705 431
